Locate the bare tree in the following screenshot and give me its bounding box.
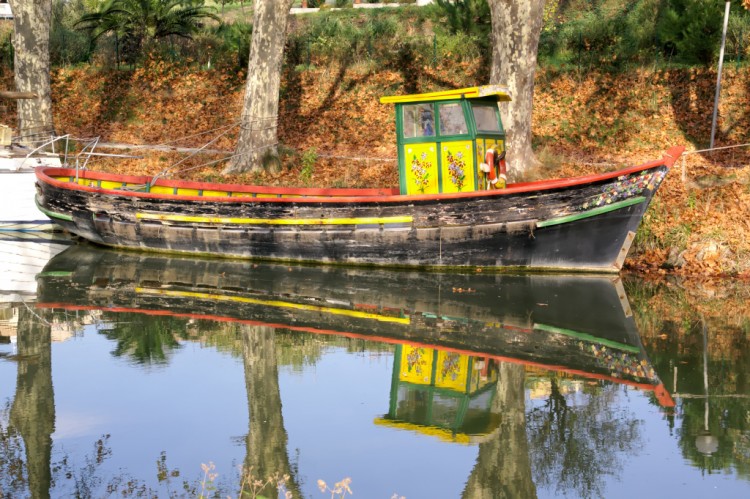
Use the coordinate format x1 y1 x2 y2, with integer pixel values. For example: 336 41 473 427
227 0 294 174
487 0 545 176
7 0 55 141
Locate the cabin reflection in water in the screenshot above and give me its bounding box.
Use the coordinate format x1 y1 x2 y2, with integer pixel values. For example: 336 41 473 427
377 346 500 443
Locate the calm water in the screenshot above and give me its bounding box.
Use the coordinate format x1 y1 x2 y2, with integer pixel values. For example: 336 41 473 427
1 241 749 499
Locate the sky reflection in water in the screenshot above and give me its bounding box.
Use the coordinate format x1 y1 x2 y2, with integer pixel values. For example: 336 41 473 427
1 243 749 498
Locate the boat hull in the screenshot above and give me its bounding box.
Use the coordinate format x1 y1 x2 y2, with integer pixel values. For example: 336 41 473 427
35 147 683 272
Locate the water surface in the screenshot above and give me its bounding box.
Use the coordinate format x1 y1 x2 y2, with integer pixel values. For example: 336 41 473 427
1 243 749 498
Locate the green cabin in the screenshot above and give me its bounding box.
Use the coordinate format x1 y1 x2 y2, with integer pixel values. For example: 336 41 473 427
374 344 500 444
380 85 510 195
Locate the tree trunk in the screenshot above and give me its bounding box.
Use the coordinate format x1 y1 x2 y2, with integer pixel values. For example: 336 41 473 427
7 0 54 142
487 0 545 177
462 362 536 499
9 307 55 499
241 325 302 497
227 0 294 174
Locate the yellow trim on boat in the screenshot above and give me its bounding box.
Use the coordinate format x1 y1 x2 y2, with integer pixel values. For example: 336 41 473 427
135 287 411 324
373 418 472 444
136 212 414 226
380 85 512 104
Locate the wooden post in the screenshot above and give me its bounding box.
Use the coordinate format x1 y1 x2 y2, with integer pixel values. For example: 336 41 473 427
710 1 731 150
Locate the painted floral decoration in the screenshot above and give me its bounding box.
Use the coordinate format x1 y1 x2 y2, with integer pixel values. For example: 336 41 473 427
406 347 428 376
440 352 462 381
446 150 466 191
411 153 431 193
585 342 656 381
581 170 667 210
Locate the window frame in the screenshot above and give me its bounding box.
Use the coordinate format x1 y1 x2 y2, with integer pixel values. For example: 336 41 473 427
470 102 504 135
398 100 473 143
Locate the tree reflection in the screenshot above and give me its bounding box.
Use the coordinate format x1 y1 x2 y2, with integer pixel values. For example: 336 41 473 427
8 306 55 499
99 313 185 364
526 378 641 498
241 324 301 498
463 362 536 499
628 277 750 481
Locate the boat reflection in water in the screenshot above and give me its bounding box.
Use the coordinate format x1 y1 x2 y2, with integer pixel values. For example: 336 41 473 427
36 244 673 444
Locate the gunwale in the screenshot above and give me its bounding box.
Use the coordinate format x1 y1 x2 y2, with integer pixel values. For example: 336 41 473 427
36 145 683 205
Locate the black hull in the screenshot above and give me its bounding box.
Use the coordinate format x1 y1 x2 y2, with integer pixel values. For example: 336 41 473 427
35 148 681 272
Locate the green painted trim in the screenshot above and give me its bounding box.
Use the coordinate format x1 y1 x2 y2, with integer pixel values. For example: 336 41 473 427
37 271 74 277
537 196 646 228
534 323 641 353
389 346 402 416
35 201 74 222
395 103 407 195
436 140 444 193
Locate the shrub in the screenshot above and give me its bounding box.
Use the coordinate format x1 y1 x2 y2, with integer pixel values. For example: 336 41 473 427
50 0 94 66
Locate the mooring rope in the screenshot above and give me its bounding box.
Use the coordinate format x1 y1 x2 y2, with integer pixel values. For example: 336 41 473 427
149 121 243 186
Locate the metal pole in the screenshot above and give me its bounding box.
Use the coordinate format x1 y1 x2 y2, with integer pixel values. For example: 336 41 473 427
710 1 731 150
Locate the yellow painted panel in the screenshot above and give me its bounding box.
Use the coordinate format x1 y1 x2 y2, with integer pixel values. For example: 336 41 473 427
149 186 175 195
434 351 470 391
175 188 199 196
441 141 475 193
403 143 439 195
400 346 434 385
202 190 230 197
100 180 124 190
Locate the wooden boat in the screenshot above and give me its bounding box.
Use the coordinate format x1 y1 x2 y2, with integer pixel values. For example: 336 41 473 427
34 86 684 271
36 244 674 416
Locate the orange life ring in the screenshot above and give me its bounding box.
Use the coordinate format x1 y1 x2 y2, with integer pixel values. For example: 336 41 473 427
483 148 507 188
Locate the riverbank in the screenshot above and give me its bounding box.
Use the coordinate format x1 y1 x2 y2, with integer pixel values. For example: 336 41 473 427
3 59 749 276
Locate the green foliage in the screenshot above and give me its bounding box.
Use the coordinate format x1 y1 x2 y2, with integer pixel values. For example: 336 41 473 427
75 0 220 65
540 0 659 70
537 0 750 70
727 13 750 64
51 0 94 66
656 0 725 65
209 21 252 69
0 32 12 73
300 147 317 184
289 9 408 65
40 0 750 75
434 0 490 40
99 313 185 364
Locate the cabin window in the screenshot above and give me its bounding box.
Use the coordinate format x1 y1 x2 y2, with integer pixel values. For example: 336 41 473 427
402 104 435 138
438 103 468 136
472 104 502 133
